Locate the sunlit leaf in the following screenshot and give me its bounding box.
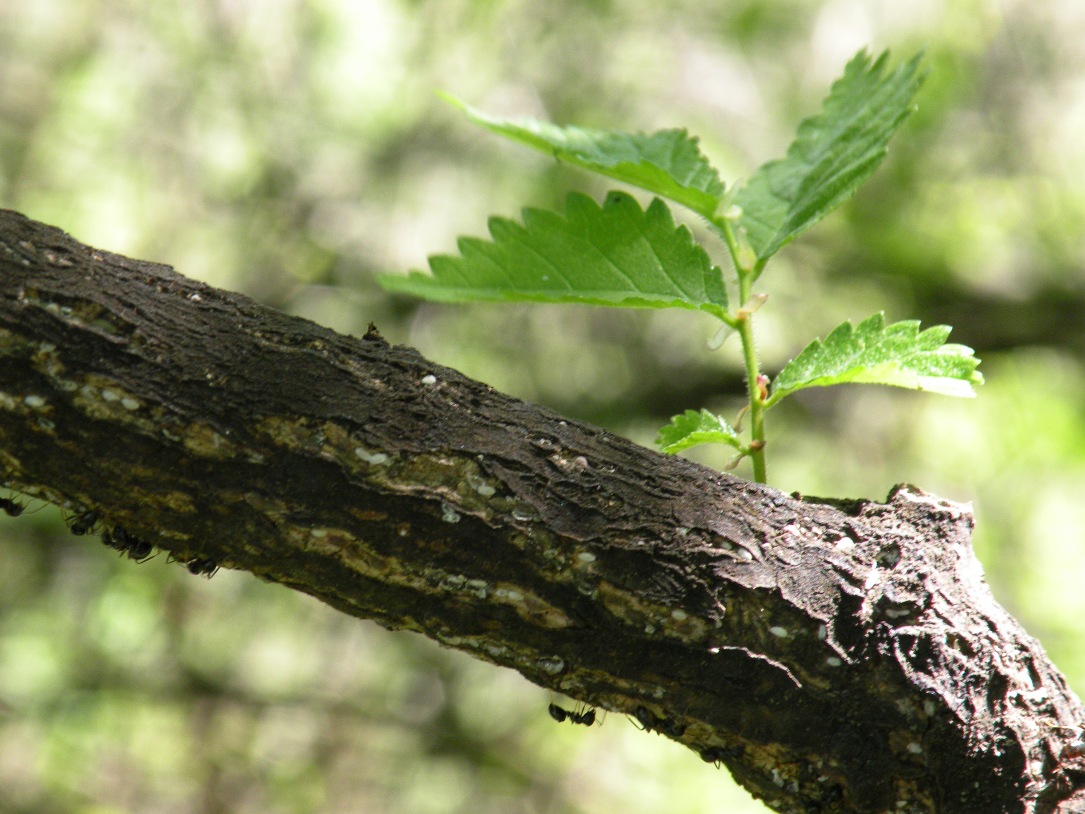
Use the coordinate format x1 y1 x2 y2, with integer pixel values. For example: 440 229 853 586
446 96 725 219
768 313 983 403
657 408 743 454
378 191 729 318
734 50 925 267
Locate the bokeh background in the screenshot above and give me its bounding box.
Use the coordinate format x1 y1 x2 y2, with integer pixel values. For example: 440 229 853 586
2 1 1084 812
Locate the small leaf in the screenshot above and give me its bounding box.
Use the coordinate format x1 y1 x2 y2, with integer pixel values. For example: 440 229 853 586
657 409 743 454
768 313 983 404
378 191 729 318
734 50 925 266
445 96 725 219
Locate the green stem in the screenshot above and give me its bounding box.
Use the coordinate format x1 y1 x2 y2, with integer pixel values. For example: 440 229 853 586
735 307 767 483
714 216 768 483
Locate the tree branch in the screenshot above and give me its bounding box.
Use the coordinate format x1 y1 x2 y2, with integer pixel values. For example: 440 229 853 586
0 208 1082 813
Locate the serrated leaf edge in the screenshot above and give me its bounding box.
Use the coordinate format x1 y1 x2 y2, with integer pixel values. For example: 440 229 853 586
656 408 743 454
767 314 982 404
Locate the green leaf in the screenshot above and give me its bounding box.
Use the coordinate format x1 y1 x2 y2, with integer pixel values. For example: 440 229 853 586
657 409 743 454
377 191 730 318
733 50 925 266
445 95 725 219
768 313 983 404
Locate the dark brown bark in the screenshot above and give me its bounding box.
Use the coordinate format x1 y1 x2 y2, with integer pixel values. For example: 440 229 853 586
0 208 1082 813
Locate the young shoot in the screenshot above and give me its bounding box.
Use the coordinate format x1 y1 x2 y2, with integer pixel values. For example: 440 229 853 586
378 49 983 484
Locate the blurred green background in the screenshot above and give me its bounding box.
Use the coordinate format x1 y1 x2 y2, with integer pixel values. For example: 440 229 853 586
2 1 1084 812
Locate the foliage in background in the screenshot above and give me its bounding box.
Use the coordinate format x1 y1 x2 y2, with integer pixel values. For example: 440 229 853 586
2 2 1085 813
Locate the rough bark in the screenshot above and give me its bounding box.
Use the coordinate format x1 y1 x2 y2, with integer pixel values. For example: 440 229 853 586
0 208 1082 813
